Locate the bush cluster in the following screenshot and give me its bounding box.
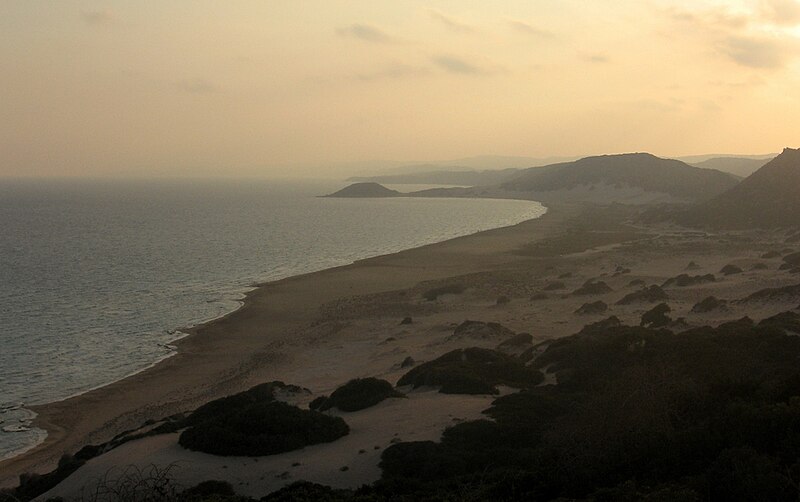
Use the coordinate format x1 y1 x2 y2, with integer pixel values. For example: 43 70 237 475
312 378 404 412
397 347 543 394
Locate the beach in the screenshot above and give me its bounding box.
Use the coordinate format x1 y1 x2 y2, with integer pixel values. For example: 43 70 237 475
6 200 800 497
0 203 569 488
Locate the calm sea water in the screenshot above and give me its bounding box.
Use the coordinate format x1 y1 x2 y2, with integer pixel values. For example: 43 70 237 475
0 178 545 460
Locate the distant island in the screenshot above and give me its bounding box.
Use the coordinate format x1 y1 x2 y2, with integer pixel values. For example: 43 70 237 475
324 182 401 198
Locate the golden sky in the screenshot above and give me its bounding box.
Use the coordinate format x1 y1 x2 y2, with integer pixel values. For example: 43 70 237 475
1 1 799 178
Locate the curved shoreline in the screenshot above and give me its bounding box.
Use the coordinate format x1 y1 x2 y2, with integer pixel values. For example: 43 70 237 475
0 201 565 488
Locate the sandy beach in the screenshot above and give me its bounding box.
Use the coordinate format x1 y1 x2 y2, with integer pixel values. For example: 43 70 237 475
6 199 800 498
0 203 572 488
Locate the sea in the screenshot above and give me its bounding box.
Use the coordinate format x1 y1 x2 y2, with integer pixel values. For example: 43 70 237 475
0 178 545 461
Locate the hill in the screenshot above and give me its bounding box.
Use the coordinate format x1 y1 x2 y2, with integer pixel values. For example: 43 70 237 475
690 156 773 178
500 153 740 202
347 168 518 187
324 182 400 198
682 147 800 229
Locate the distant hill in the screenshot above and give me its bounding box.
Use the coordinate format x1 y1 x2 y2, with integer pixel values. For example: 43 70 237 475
325 182 400 198
347 168 519 187
690 156 773 178
500 153 740 202
681 147 800 229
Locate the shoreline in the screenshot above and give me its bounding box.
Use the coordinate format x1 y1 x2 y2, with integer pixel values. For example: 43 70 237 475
0 201 561 487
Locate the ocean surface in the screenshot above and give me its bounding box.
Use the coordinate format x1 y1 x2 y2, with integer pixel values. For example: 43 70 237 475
0 178 545 461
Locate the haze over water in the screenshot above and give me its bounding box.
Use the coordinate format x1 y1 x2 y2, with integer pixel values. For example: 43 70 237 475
0 178 544 460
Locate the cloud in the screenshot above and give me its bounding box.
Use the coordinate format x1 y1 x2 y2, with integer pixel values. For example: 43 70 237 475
664 7 748 31
719 36 792 68
354 64 431 82
760 0 800 26
582 53 611 64
507 19 555 39
176 78 219 94
432 55 488 75
81 9 115 26
336 24 397 44
428 10 475 34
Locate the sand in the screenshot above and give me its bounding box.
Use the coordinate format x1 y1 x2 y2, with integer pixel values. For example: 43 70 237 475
0 203 575 488
5 202 800 499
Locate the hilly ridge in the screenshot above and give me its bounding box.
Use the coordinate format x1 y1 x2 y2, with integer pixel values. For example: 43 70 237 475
501 153 740 202
682 147 800 228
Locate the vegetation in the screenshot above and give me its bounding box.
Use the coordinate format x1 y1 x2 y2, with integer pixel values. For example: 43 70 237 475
640 303 671 328
179 400 349 456
497 333 534 349
662 274 716 288
575 301 608 315
742 283 800 303
570 280 612 296
422 284 466 301
616 285 668 305
378 315 800 500
720 264 743 275
692 296 727 313
314 378 405 412
397 348 543 395
449 320 515 341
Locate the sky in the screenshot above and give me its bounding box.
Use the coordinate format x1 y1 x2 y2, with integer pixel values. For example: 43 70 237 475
1 0 799 178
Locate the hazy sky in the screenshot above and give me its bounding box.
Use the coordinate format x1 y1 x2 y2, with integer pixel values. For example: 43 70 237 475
1 1 799 178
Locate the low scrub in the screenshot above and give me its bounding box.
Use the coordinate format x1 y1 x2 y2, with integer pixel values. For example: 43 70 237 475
314 378 404 412
179 400 349 456
397 347 543 394
422 284 465 301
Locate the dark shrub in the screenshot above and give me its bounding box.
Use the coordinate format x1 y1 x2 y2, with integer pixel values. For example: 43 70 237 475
422 284 465 301
497 333 534 349
742 283 800 303
720 264 743 275
309 396 327 411
662 274 716 288
641 303 671 328
400 356 415 368
784 252 800 266
758 311 800 334
179 401 349 456
378 317 800 501
185 382 286 427
571 280 613 296
180 480 236 500
616 285 668 305
449 320 515 341
316 378 404 412
692 296 727 313
260 481 355 501
706 448 794 502
399 316 412 325
575 301 608 315
398 348 543 394
544 281 566 291
496 295 511 305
